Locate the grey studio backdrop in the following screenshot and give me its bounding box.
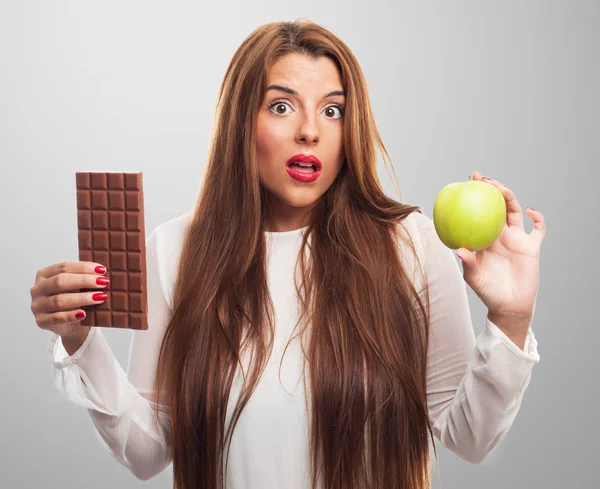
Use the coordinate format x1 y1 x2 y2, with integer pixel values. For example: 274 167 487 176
1 1 598 488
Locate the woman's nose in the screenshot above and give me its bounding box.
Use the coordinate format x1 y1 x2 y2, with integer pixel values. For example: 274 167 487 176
296 120 319 144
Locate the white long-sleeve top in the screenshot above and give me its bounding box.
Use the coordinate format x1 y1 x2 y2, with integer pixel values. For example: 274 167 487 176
47 210 540 486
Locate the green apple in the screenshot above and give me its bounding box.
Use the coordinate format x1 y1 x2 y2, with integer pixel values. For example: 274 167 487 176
433 180 506 251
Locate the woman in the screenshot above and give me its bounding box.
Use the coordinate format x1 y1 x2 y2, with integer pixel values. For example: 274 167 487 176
31 19 546 489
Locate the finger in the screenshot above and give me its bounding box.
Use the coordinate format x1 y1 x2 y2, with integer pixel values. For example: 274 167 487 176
495 184 524 229
526 207 546 245
36 290 108 315
456 248 477 269
471 172 523 230
36 309 87 330
35 271 110 298
36 261 106 281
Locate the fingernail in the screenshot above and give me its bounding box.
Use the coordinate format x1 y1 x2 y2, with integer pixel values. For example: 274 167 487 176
95 266 106 274
75 311 85 320
96 277 110 285
92 293 107 301
528 206 535 211
482 176 493 181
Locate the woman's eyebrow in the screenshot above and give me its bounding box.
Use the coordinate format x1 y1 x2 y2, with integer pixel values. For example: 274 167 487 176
266 84 345 99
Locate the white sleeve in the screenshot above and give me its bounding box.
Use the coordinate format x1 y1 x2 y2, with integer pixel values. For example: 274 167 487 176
412 212 540 464
47 225 173 480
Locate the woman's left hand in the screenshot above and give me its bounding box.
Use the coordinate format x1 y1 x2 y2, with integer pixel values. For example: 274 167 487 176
456 172 547 322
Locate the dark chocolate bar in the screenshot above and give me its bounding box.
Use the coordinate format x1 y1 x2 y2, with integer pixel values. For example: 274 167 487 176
75 172 148 330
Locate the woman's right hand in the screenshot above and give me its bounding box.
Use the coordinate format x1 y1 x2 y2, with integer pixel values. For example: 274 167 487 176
30 261 110 339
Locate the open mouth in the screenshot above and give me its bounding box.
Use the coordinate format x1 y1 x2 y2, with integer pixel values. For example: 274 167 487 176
287 162 318 173
285 154 322 182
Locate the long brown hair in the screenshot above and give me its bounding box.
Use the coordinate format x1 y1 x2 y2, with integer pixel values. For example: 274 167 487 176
152 19 438 489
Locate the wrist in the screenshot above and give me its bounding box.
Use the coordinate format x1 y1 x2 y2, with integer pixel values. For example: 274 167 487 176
61 325 90 342
487 311 532 351
60 327 90 356
487 311 532 334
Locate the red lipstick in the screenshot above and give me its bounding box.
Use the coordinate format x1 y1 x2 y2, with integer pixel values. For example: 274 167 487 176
285 154 322 182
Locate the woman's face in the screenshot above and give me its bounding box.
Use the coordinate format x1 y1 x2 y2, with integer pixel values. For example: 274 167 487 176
256 53 346 231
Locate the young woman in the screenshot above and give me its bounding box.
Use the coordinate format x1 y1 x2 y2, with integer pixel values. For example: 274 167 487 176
31 19 546 489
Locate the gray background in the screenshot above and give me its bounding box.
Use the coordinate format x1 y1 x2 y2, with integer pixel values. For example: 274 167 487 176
1 1 598 488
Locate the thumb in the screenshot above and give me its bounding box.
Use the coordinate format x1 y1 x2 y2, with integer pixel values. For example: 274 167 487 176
456 248 477 271
455 248 484 300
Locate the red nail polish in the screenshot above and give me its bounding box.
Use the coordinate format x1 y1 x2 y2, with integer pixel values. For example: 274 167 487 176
92 293 107 301
76 311 85 319
95 266 106 274
96 277 110 285
528 206 535 211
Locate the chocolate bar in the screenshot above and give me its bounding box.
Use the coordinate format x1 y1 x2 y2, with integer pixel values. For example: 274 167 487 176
76 172 148 330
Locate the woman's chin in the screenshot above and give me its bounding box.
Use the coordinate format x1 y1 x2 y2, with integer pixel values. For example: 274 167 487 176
281 192 321 209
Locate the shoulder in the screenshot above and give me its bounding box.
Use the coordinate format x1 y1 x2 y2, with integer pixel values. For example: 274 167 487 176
394 210 447 291
152 211 193 263
154 210 192 235
401 209 443 255
404 209 435 235
396 210 435 258
149 211 194 308
401 209 461 288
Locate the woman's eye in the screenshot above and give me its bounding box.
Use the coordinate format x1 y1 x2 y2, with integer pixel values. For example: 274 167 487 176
323 105 343 120
269 101 344 119
270 102 292 115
